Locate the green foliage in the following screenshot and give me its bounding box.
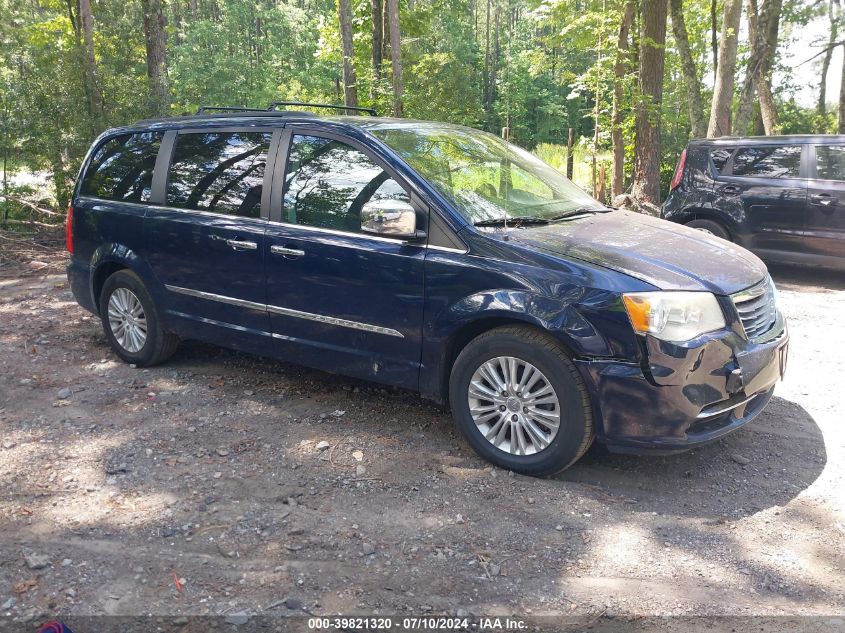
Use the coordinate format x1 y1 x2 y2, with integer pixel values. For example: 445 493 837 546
0 0 831 211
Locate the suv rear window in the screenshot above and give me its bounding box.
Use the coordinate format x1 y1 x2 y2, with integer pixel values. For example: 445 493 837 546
80 132 163 203
166 131 272 218
731 146 801 178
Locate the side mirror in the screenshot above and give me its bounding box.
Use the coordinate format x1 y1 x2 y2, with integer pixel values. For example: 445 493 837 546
361 199 419 239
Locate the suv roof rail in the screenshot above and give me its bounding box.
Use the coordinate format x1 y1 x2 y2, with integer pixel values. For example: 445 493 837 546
267 101 377 116
196 105 278 115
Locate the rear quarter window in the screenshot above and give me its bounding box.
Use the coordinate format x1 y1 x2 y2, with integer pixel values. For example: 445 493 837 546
80 132 163 202
710 148 733 174
731 145 802 178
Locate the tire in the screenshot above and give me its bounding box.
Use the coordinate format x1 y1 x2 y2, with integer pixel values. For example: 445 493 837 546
449 325 594 476
99 269 179 367
686 218 731 241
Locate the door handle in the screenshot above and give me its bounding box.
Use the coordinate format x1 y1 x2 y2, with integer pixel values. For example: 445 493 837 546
271 245 305 258
810 193 837 207
226 239 258 250
720 184 742 195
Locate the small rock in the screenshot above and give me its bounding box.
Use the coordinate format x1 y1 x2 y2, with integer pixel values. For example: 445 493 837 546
332 410 346 417
731 453 751 465
1 598 16 610
285 597 303 610
173 616 189 626
315 441 331 451
455 514 465 524
361 543 376 556
61 558 73 567
213 471 223 479
489 563 501 576
2 440 16 450
216 447 230 457
352 450 364 462
224 611 250 626
456 608 469 618
65 588 76 598
145 448 153 457
555 525 563 531
57 388 72 400
356 464 367 476
24 552 50 570
161 527 177 538
527 497 535 504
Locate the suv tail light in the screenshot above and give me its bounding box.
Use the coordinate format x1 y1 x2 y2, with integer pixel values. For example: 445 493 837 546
670 148 687 191
65 203 74 254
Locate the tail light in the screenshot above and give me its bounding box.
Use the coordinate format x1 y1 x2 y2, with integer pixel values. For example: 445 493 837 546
670 148 687 191
65 203 74 254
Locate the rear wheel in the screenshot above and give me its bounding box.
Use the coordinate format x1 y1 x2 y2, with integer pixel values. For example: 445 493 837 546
449 326 594 476
99 269 178 366
686 218 731 241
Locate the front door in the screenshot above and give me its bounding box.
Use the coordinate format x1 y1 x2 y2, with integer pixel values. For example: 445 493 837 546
806 144 845 267
717 144 807 258
142 128 279 352
263 129 426 389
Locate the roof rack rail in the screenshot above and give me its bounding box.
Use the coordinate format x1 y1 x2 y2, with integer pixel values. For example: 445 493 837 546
267 101 377 116
195 106 271 115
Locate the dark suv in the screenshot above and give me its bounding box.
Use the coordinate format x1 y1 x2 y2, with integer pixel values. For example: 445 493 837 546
662 135 845 270
66 104 789 475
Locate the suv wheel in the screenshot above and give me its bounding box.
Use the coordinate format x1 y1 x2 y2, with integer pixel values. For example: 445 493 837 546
99 269 178 366
686 218 730 241
449 325 594 476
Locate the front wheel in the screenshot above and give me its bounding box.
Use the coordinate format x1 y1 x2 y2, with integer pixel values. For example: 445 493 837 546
99 269 179 366
686 218 731 241
449 326 594 476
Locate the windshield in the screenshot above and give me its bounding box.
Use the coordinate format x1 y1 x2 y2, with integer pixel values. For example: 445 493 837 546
370 125 604 224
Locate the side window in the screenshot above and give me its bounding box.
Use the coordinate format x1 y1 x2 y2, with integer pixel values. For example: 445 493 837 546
282 134 409 233
815 146 845 181
166 131 272 218
710 148 733 174
731 146 801 178
81 132 162 202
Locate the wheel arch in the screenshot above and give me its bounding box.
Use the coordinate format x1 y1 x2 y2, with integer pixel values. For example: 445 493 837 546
681 208 737 240
89 244 157 314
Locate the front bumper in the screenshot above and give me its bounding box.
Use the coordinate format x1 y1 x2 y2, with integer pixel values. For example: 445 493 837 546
575 321 788 454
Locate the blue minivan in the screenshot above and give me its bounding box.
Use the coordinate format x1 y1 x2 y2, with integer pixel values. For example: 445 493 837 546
66 104 789 475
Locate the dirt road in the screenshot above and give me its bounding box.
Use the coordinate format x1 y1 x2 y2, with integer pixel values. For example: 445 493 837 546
0 262 843 629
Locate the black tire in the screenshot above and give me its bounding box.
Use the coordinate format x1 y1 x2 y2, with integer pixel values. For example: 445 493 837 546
686 218 731 241
99 269 179 367
449 325 594 476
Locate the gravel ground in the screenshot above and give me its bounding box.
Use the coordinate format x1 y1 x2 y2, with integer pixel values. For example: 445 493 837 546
0 262 843 631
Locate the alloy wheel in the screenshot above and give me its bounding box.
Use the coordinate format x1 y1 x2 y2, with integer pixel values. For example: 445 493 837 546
107 287 147 353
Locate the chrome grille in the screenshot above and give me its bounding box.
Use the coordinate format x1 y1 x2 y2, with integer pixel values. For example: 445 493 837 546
731 277 778 341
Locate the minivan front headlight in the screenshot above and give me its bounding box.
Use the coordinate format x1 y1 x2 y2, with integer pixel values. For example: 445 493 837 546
622 291 726 342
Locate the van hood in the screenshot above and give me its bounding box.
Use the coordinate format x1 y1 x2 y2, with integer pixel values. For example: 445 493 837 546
508 210 767 295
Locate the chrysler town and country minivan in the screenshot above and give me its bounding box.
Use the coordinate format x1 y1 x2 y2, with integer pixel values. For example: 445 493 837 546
66 104 789 475
663 135 845 270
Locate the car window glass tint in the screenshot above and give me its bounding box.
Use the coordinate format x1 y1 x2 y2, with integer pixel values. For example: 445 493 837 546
710 148 732 174
81 132 163 202
731 146 801 178
282 135 409 233
166 132 272 217
815 145 845 180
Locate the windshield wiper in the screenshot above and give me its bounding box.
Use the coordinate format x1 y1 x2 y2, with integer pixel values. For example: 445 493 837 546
474 216 550 227
546 206 611 221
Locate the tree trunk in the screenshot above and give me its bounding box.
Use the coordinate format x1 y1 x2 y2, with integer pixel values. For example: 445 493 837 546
387 0 403 116
612 1 635 198
735 0 782 135
711 0 718 75
632 0 668 207
707 0 742 137
141 0 169 117
818 0 839 116
838 49 845 132
669 0 705 138
338 0 358 107
371 0 383 84
757 0 782 134
483 0 491 114
78 0 105 134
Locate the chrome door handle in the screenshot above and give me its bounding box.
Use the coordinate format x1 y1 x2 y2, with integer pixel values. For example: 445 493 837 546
226 239 258 250
271 245 305 258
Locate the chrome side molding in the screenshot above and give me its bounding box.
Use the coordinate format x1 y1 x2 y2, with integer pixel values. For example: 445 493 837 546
164 284 404 338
